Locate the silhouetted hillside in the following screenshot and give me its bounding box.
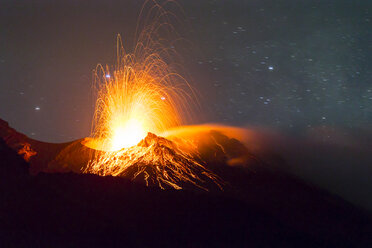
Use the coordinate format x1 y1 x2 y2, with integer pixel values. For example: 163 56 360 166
1 135 371 247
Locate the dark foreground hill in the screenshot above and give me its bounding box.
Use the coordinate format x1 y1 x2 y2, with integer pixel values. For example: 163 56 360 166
0 123 371 247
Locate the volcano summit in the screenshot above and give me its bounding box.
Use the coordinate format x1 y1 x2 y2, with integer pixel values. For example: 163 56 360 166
84 132 224 191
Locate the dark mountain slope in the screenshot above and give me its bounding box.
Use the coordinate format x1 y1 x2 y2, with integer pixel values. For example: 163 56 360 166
1 138 371 247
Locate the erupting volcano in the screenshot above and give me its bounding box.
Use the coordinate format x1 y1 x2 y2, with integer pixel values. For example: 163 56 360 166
64 3 221 190
0 1 241 192
87 2 196 154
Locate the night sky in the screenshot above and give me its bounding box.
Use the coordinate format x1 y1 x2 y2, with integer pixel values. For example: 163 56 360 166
1 0 371 143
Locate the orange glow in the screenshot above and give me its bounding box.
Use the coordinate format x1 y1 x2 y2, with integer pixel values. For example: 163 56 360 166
111 118 146 150
81 2 225 191
87 32 194 151
84 132 224 191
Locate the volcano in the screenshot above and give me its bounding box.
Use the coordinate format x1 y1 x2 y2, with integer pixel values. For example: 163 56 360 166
84 132 224 191
0 118 371 247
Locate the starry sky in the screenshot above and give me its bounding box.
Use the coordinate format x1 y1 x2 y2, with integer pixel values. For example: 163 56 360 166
1 0 371 143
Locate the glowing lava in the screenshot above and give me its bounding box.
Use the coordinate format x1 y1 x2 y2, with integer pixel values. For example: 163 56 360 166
81 2 225 190
87 33 193 152
86 1 198 153
85 132 224 191
111 118 146 150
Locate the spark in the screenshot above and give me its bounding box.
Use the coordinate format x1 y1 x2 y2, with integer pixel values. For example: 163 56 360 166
88 1 197 152
88 33 193 151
